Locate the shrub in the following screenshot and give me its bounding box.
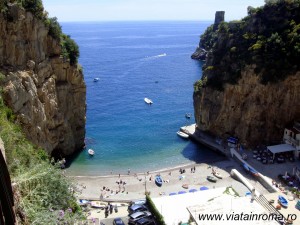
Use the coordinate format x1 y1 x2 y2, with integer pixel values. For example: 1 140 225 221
0 98 84 223
46 17 62 40
61 34 80 65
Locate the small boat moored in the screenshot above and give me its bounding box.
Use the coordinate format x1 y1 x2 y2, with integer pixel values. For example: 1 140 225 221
144 98 153 104
185 113 192 119
182 184 189 189
278 195 288 208
93 78 100 82
212 172 223 179
243 163 259 176
88 149 95 156
207 176 217 183
177 131 189 139
155 175 163 187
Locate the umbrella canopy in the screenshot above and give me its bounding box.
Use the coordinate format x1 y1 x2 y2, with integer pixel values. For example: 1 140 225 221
178 191 187 194
200 186 209 191
169 192 177 196
189 189 197 193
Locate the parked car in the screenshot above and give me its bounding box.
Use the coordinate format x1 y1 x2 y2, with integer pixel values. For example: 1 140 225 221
135 217 156 225
113 217 125 225
128 204 148 214
130 199 146 206
128 211 152 224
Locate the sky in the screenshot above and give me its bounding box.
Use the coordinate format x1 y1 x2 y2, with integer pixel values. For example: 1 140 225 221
43 0 266 22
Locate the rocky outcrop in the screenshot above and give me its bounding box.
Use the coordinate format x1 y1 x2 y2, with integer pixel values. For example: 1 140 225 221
191 47 207 61
193 2 300 147
0 4 86 156
194 66 300 147
191 11 224 61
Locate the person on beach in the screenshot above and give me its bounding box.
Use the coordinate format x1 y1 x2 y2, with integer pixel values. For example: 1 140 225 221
128 168 130 175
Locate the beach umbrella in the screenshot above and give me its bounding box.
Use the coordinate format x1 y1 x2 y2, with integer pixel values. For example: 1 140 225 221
200 186 209 191
189 189 197 193
178 191 187 194
169 192 177 196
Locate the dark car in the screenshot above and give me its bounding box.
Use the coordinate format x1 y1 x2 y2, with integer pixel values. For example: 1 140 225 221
128 211 152 224
128 204 148 214
113 217 125 225
135 217 156 225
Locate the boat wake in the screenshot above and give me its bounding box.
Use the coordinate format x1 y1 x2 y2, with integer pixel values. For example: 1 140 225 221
144 53 167 60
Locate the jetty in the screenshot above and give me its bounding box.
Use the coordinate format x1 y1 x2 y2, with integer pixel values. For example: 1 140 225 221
180 124 228 156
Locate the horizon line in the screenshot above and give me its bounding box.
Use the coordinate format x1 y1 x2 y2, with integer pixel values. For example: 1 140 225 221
58 19 215 23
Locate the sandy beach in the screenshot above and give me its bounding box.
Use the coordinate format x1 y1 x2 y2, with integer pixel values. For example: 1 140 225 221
71 159 261 201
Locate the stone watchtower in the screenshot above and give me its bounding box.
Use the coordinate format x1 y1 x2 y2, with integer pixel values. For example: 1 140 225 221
213 11 225 31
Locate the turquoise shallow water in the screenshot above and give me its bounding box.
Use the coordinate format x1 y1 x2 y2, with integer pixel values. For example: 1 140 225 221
62 21 225 175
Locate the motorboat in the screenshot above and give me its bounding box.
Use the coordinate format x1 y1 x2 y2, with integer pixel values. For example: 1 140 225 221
278 195 288 208
90 201 106 209
182 184 189 189
93 78 100 82
78 199 90 206
212 171 223 179
177 131 189 139
88 149 95 156
207 176 217 183
155 175 163 187
243 163 258 176
144 98 153 104
185 113 192 119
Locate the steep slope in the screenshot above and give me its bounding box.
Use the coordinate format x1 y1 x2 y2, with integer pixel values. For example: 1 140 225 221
0 3 86 156
193 0 300 147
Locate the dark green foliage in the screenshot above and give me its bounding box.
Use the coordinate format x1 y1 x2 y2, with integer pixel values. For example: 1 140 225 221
20 0 45 19
146 194 166 225
46 17 62 40
197 0 300 90
0 0 7 12
2 1 80 65
61 34 80 65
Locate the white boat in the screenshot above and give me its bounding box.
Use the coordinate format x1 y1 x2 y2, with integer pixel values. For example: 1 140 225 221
93 78 100 82
213 171 223 179
88 149 94 156
177 131 189 139
144 98 153 104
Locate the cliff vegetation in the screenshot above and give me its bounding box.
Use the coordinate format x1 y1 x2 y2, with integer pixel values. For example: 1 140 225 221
0 0 86 156
196 0 300 91
193 0 300 147
0 0 86 224
0 81 84 224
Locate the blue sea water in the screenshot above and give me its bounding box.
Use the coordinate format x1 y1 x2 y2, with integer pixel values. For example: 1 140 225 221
61 21 224 175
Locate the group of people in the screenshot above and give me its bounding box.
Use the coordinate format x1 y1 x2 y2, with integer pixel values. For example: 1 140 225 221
104 203 118 218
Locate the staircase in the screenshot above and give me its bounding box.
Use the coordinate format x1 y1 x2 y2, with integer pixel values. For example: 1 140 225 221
255 194 285 218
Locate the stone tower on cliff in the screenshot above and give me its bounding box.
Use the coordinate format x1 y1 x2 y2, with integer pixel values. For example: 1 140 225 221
213 11 225 31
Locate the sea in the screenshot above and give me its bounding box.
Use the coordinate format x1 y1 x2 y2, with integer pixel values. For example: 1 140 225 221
61 21 225 176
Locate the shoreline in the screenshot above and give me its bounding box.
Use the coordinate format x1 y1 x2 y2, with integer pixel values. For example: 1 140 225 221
69 162 199 178
72 158 257 202
67 156 227 178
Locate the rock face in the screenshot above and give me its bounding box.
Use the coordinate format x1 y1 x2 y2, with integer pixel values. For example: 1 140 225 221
193 2 300 147
194 66 300 147
191 47 207 61
0 4 86 156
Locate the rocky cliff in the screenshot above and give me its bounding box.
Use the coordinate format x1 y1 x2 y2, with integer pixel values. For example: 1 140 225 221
193 1 300 147
194 67 300 146
0 4 86 156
